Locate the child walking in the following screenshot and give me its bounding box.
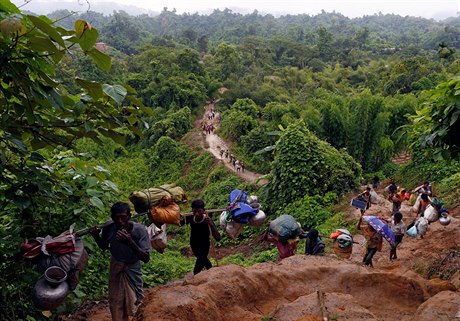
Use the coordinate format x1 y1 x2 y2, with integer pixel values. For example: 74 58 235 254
389 211 406 260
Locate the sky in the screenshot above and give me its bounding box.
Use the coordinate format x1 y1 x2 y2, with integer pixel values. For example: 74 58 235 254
12 0 460 19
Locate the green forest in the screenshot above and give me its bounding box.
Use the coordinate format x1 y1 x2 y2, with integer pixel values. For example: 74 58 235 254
1 1 460 319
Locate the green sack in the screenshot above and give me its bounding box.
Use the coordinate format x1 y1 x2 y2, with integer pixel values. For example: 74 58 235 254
129 184 187 213
269 214 301 242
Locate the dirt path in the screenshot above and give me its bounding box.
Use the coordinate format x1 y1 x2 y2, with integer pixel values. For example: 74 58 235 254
201 101 268 186
348 186 459 275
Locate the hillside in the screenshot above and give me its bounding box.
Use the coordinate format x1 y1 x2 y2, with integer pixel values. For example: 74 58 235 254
64 192 460 321
63 107 460 321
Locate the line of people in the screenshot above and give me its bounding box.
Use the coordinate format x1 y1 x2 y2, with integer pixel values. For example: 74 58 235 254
220 149 245 172
202 122 215 134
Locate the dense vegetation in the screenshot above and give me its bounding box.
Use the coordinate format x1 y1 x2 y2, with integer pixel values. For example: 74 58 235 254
1 1 460 320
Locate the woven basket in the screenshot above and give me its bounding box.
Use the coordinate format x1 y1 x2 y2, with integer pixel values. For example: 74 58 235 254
332 240 352 259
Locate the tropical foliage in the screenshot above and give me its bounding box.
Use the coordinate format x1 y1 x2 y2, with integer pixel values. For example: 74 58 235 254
1 2 460 320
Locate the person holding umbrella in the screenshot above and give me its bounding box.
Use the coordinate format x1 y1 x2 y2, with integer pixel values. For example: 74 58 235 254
389 211 406 260
360 223 382 268
358 215 397 267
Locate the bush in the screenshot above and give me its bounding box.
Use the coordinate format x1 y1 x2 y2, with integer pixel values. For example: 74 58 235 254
278 192 338 229
435 172 460 208
380 162 400 178
264 121 361 213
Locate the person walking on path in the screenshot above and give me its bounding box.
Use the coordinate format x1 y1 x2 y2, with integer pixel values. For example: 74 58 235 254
181 199 221 275
389 211 406 260
357 215 382 268
385 180 398 201
392 188 406 214
412 181 432 196
90 202 151 321
358 186 372 215
262 222 299 261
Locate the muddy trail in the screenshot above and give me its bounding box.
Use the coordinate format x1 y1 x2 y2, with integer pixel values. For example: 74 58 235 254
197 101 268 186
65 103 460 321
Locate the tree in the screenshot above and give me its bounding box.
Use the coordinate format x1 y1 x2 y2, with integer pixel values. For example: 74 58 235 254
408 76 460 159
100 10 141 55
316 26 334 62
213 43 242 81
264 121 361 213
0 3 147 319
219 110 257 143
230 98 260 118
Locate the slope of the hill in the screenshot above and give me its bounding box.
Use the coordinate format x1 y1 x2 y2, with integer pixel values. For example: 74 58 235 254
64 191 459 321
63 102 460 321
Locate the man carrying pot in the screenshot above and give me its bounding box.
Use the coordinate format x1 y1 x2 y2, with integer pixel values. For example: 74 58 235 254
90 201 151 321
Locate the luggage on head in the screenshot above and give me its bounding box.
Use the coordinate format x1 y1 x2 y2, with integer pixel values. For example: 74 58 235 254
268 214 301 242
330 229 353 258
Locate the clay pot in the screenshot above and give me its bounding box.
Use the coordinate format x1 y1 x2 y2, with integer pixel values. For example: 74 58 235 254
31 266 70 310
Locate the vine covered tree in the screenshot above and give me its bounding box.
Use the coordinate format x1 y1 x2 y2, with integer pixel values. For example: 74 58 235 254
264 121 361 213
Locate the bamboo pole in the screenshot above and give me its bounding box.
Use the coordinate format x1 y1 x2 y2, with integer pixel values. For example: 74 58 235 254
75 208 227 237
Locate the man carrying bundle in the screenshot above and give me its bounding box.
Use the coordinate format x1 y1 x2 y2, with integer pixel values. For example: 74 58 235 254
261 214 302 261
89 202 151 321
181 199 221 275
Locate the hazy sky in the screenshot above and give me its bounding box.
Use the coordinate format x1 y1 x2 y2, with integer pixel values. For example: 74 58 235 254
13 0 460 19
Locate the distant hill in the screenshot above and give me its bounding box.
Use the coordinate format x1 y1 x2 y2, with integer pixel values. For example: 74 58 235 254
12 0 159 16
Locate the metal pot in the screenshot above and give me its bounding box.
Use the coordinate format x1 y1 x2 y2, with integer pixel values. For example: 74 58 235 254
439 213 451 226
31 266 70 310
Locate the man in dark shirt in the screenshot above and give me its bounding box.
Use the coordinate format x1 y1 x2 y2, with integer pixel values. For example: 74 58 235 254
90 202 151 321
182 199 221 275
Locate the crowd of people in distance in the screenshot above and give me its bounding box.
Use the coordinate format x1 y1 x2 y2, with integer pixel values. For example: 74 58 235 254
202 108 219 135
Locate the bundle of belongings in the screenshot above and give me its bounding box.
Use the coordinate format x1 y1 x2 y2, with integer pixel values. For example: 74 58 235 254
19 224 88 310
129 184 187 252
268 214 302 242
220 189 266 239
330 228 353 259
